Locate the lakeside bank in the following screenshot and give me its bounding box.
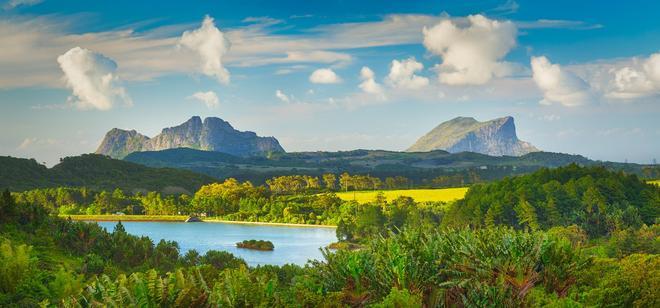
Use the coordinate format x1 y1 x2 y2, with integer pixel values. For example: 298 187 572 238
61 214 337 228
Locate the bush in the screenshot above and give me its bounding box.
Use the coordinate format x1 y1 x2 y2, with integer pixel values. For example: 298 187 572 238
236 239 275 251
371 288 423 308
0 239 34 294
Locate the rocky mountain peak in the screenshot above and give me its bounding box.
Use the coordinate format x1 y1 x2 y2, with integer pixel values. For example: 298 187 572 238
407 116 538 156
96 116 285 158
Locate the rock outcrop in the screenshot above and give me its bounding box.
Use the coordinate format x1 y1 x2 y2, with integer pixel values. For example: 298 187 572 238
96 116 285 158
407 116 538 156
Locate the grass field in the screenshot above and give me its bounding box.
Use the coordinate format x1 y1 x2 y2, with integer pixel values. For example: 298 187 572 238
335 187 468 204
649 180 660 186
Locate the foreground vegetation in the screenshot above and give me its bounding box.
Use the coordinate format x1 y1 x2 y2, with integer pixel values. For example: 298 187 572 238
0 164 658 306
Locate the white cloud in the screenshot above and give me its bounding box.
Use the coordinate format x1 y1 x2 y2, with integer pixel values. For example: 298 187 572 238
531 56 592 107
309 68 340 84
540 114 560 122
180 15 231 84
57 47 132 111
516 19 603 30
189 91 219 109
275 89 290 103
16 137 58 150
358 66 384 95
0 14 603 90
423 14 518 85
605 53 660 99
491 0 519 14
386 58 429 90
2 0 41 10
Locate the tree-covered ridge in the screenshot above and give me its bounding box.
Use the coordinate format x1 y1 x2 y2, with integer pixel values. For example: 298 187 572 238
444 164 659 236
0 154 216 193
124 147 660 185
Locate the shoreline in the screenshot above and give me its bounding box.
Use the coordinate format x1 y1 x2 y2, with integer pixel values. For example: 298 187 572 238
61 214 337 228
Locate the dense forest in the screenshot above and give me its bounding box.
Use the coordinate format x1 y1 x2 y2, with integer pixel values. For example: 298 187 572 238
0 165 658 306
0 155 216 193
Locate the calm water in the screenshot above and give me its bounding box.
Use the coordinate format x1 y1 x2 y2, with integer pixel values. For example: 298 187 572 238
95 221 337 266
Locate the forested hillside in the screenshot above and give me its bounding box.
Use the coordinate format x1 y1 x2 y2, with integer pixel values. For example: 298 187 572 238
443 164 659 236
124 147 658 185
0 154 216 193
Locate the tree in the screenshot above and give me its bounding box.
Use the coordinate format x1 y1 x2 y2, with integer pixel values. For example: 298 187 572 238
516 199 540 231
323 174 337 191
0 189 15 221
545 197 562 227
339 173 352 192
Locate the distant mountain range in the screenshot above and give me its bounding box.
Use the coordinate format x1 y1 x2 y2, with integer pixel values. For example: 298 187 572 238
408 116 538 156
96 115 538 159
96 116 284 159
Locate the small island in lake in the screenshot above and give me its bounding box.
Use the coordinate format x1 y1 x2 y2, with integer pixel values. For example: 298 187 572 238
236 239 274 251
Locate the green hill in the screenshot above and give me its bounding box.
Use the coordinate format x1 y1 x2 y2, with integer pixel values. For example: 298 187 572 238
0 154 217 193
123 147 652 185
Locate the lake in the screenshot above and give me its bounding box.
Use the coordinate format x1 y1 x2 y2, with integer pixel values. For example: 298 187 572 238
94 221 337 266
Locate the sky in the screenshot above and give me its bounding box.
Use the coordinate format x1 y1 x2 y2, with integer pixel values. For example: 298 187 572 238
0 0 659 166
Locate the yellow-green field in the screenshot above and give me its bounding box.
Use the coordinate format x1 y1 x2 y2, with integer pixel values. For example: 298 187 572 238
335 187 468 204
649 180 660 186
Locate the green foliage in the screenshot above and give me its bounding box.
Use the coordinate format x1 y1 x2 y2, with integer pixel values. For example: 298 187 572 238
0 239 34 294
236 239 275 251
371 288 423 308
1 162 658 306
581 254 659 307
201 250 247 271
445 164 660 236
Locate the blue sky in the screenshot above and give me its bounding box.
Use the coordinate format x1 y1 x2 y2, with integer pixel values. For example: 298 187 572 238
0 0 659 165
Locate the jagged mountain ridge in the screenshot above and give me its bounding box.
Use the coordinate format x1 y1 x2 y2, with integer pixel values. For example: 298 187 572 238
407 116 538 156
96 116 285 158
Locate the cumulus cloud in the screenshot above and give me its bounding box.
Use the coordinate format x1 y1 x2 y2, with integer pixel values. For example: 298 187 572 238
358 66 384 95
386 58 429 90
180 15 231 84
57 47 132 111
189 91 219 109
309 68 341 84
531 56 592 107
606 53 660 99
1 14 601 89
275 89 291 103
423 14 518 85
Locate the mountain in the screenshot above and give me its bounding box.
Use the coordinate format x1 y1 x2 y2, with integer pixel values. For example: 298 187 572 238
0 154 216 193
96 116 285 159
407 116 538 156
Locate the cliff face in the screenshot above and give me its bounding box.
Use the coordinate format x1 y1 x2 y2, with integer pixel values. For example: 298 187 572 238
96 116 285 158
407 116 538 156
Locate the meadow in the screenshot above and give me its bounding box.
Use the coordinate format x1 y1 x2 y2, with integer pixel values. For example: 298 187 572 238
334 187 468 203
649 179 660 186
